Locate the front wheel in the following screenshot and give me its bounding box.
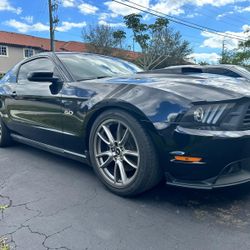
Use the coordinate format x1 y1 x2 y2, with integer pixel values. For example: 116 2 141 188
89 109 162 196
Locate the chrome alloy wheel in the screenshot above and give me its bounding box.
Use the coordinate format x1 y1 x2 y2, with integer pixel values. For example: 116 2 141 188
94 119 140 187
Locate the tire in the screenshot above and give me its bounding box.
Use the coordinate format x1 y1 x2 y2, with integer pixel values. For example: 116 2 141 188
0 118 12 147
89 109 163 196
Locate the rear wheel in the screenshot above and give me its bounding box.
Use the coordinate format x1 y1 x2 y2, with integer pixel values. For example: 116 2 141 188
89 109 162 196
0 118 12 147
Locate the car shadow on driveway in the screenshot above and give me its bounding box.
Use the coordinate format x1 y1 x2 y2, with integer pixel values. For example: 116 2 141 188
10 143 250 206
4 143 250 230
138 179 250 229
141 179 250 207
2 143 250 250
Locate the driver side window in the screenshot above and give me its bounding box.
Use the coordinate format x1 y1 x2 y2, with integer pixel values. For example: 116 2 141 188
18 58 59 83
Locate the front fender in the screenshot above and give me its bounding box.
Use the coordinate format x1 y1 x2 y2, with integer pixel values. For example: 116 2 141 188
98 84 190 130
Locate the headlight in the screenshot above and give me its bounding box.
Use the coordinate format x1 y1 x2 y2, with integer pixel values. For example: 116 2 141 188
194 107 204 122
180 103 232 126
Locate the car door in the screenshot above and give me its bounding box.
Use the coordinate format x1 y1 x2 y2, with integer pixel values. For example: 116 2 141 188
7 57 64 148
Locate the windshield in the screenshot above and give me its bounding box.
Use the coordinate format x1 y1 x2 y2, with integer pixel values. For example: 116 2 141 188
57 53 142 81
201 66 250 79
233 65 250 78
202 67 241 78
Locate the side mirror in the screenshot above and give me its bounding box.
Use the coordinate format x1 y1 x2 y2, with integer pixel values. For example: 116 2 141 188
27 71 62 84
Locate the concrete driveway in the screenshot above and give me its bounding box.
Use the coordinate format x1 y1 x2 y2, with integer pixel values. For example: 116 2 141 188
1 144 250 250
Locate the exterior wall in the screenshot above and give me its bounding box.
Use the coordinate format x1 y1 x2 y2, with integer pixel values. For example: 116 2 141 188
0 45 42 74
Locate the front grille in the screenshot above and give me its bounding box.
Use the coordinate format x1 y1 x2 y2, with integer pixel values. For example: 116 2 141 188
242 104 250 129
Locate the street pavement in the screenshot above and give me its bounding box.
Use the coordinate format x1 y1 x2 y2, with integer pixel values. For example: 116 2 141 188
1 144 250 250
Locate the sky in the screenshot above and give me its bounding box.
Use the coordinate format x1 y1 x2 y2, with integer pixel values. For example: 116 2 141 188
0 0 250 64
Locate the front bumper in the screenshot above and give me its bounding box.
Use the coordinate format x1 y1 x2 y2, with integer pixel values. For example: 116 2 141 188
162 126 250 189
165 158 250 189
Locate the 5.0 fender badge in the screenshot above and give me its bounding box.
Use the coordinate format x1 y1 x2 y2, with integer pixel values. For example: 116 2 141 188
64 110 74 116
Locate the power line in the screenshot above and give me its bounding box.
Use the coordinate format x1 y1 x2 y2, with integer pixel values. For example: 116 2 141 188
183 6 245 30
34 1 48 37
204 5 250 25
125 0 247 41
183 4 249 28
112 0 247 42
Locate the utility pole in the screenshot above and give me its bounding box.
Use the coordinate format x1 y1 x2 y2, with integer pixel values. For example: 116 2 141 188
221 38 225 64
48 0 59 52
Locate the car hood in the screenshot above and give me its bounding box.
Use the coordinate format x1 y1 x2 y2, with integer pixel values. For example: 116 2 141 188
100 73 250 103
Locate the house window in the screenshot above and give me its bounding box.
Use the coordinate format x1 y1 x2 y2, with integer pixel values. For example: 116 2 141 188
24 48 34 58
0 45 8 56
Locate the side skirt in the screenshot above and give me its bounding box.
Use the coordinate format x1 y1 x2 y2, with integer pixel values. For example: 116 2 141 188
11 134 89 164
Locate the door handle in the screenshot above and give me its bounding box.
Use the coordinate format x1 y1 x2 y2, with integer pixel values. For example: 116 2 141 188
11 91 17 98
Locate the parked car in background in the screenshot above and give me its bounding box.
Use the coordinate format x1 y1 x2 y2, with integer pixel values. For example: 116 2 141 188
148 64 250 81
1 52 250 196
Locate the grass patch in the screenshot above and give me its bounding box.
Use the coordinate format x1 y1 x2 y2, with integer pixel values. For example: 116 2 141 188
0 237 10 250
0 205 8 211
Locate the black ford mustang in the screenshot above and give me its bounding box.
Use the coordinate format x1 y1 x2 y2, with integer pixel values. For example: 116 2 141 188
1 52 250 196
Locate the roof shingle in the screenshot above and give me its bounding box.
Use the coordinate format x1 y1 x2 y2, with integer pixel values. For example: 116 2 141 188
0 31 88 52
0 30 140 60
